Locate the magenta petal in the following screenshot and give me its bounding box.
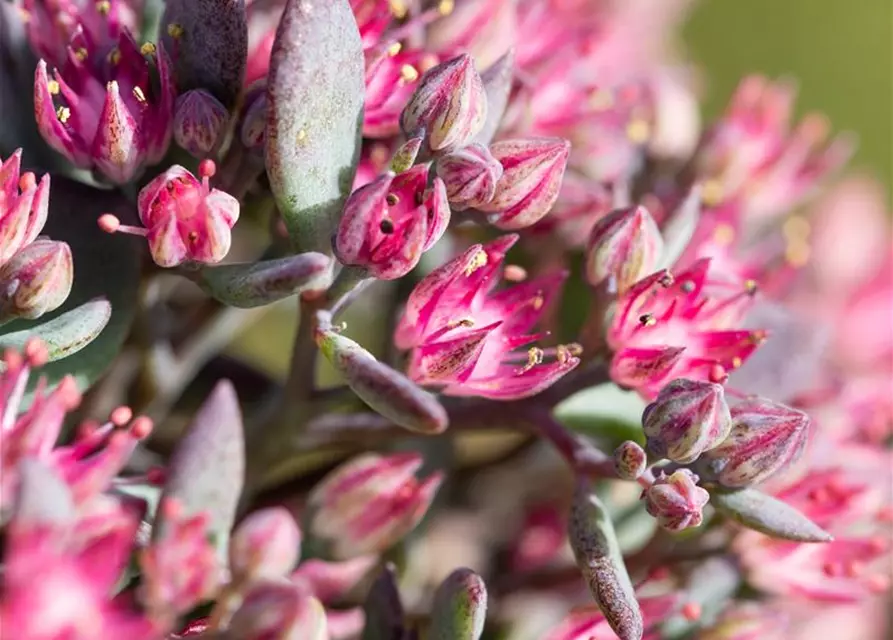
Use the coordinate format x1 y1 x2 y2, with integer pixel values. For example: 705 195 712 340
91 81 142 184
423 177 451 251
611 346 685 389
34 61 88 166
409 323 499 384
445 356 579 400
147 213 189 268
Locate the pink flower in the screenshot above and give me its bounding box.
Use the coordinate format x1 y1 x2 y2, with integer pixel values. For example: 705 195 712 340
308 452 443 559
695 75 853 222
23 0 141 68
544 593 678 640
0 150 51 266
606 259 766 398
1 461 156 640
99 160 240 267
364 48 440 138
642 469 710 532
585 204 663 293
33 31 174 183
0 237 73 322
334 164 449 280
395 236 580 400
0 341 153 514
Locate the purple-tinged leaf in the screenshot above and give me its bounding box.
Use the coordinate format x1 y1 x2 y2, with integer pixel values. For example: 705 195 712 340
156 379 245 551
161 0 248 107
568 480 643 640
361 564 406 640
710 487 832 542
265 0 365 254
197 253 333 307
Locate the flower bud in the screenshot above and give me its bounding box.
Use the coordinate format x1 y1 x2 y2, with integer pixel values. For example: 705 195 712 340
585 205 663 293
0 239 73 321
228 581 327 640
230 507 302 583
642 379 732 464
390 135 423 174
478 137 570 230
0 150 50 266
435 143 503 209
316 328 448 433
429 568 488 640
642 469 710 533
400 53 487 152
173 89 229 158
613 441 647 480
702 398 809 488
308 452 443 559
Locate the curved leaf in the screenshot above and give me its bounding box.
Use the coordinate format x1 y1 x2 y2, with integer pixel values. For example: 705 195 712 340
265 0 365 254
161 0 248 107
0 298 110 363
0 178 140 404
197 252 333 307
361 564 406 640
554 382 646 447
710 487 832 542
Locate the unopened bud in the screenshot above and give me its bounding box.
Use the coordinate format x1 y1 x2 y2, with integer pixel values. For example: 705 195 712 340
316 328 448 433
230 507 302 583
228 581 327 640
0 239 73 321
435 143 503 209
400 53 486 151
642 379 732 464
613 441 647 480
308 452 443 559
478 137 569 230
702 398 809 488
429 568 488 640
585 205 663 293
174 89 228 158
642 469 710 533
390 135 423 174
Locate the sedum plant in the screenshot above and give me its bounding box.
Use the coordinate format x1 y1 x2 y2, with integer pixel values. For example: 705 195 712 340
0 0 890 639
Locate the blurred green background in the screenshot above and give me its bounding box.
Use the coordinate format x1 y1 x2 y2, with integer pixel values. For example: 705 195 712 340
685 0 892 198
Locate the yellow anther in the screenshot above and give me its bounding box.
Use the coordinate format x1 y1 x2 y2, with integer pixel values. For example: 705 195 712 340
95 0 111 16
744 279 758 294
386 193 399 206
625 119 650 144
701 179 724 207
387 42 402 57
638 313 656 327
108 48 121 65
713 223 735 246
389 0 407 18
56 106 71 123
167 23 184 38
782 215 810 241
731 356 743 369
557 343 583 363
438 0 454 15
448 318 475 329
132 86 146 103
400 64 419 83
140 42 157 56
74 47 88 62
47 80 60 95
531 293 545 310
464 249 488 276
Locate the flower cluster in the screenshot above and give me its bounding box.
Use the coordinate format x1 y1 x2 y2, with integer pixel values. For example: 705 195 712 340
0 0 889 638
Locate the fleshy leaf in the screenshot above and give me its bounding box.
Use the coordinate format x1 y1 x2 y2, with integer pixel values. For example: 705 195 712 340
568 480 643 640
710 487 833 542
429 568 488 640
156 379 245 554
361 564 406 640
0 298 110 363
161 0 248 107
13 458 76 526
265 0 365 254
472 50 514 146
0 179 139 406
197 253 333 307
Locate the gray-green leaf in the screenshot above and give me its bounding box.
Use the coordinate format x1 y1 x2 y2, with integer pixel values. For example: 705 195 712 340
0 298 110 364
429 568 488 640
156 379 245 554
265 0 365 254
361 564 406 640
710 487 832 542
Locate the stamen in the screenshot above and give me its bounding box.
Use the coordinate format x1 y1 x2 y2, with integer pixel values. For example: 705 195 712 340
503 265 528 282
47 80 60 95
389 0 407 18
108 47 121 65
438 0 454 15
625 119 650 144
516 347 544 374
531 292 545 310
140 42 157 56
98 213 148 237
132 86 147 103
56 106 71 123
386 193 399 206
379 218 395 234
74 47 88 62
387 42 402 56
198 159 216 179
167 23 184 38
464 249 488 276
18 172 36 192
400 64 419 83
95 0 111 16
638 313 656 327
